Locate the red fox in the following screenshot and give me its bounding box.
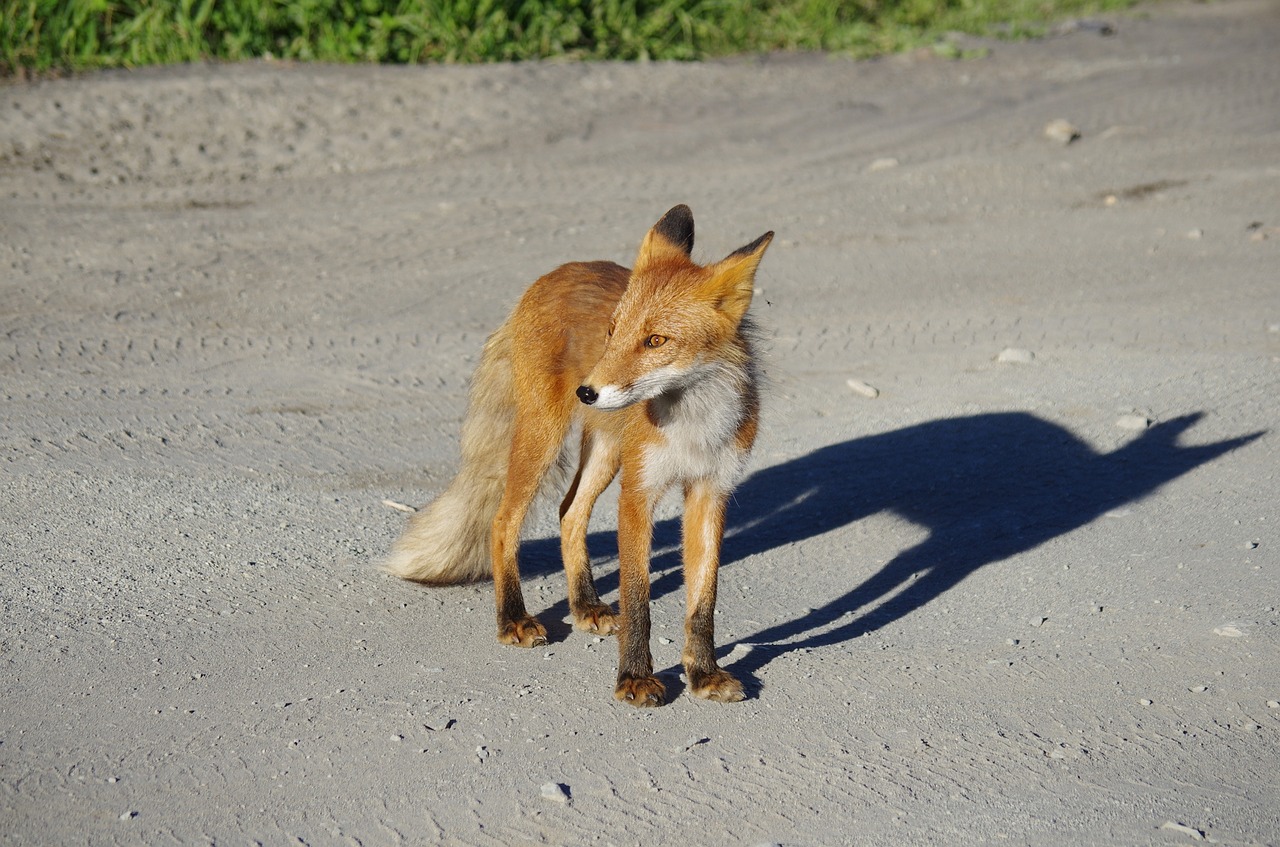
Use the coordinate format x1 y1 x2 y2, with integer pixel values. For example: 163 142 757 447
384 205 773 706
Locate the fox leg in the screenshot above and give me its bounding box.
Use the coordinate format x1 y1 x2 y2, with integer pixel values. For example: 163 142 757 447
613 475 664 707
559 429 620 634
681 480 744 702
491 417 566 648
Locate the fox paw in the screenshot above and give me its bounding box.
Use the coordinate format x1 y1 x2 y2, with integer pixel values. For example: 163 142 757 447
571 603 618 635
497 617 548 648
687 668 745 703
614 675 666 708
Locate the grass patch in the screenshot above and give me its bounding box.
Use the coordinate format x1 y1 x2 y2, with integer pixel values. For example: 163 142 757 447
2 0 1142 75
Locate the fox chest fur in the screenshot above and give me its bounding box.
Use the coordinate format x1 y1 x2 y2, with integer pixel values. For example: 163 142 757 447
634 353 758 497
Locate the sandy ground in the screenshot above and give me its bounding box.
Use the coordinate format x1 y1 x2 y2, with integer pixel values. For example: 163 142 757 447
2 0 1279 843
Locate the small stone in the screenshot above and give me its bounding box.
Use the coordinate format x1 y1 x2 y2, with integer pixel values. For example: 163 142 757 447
1185 228 1203 240
1266 700 1279 709
1160 821 1205 841
1044 119 1081 145
475 745 491 760
1103 194 1119 206
1139 698 1153 706
868 157 900 172
1190 685 1208 693
658 636 673 645
540 782 570 804
1116 414 1151 431
1213 624 1245 637
119 811 137 821
996 347 1034 364
1030 617 1047 628
846 378 880 398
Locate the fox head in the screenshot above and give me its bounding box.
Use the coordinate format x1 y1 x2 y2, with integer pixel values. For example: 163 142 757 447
576 205 773 411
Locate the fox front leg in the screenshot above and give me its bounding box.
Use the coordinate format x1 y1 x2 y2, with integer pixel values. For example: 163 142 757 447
681 480 744 702
613 478 664 707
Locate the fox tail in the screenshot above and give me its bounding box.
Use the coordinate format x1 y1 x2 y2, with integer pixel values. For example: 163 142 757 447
381 323 518 585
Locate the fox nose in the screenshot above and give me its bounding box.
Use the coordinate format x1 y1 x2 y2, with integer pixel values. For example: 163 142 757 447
576 385 598 405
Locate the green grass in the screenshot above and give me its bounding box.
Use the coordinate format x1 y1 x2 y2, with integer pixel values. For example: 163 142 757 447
2 0 1142 75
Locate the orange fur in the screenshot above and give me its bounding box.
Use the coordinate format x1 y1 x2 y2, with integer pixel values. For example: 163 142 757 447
385 205 773 706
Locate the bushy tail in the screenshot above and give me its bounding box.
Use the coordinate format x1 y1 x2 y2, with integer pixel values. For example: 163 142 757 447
382 323 517 584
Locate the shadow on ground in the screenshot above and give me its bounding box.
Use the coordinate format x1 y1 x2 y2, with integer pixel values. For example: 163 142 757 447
525 412 1260 688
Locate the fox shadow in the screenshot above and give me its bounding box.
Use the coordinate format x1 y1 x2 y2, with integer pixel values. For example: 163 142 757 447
524 412 1260 688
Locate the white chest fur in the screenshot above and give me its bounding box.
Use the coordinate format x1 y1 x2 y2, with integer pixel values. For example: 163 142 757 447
640 362 752 496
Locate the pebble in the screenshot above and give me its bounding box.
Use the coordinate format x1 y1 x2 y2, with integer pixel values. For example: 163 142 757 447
996 347 1034 364
119 811 137 821
658 637 673 645
540 782 571 804
1116 414 1151 430
1213 624 1245 637
1266 700 1279 709
867 157 900 172
1139 698 1153 706
846 378 880 398
1043 118 1081 145
1184 228 1204 240
1160 821 1205 841
1190 686 1208 693
1030 617 1047 628
475 745 491 761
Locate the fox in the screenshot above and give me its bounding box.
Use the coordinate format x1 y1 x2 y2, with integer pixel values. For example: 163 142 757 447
384 205 773 707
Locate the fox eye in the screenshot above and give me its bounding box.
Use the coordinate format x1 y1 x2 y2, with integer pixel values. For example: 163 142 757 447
645 334 668 349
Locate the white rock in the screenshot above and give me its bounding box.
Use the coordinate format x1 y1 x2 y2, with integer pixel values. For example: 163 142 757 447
996 347 1034 364
1044 119 1081 144
1160 821 1205 841
1213 624 1245 637
540 782 570 804
846 378 880 398
1116 414 1151 430
867 157 900 172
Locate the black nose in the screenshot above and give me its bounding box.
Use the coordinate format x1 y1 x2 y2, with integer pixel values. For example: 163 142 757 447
576 385 598 405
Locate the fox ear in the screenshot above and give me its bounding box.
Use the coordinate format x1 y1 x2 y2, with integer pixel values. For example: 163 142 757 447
705 230 774 323
636 204 695 268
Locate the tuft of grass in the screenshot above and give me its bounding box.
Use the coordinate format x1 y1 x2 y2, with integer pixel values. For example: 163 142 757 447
1 0 1142 75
